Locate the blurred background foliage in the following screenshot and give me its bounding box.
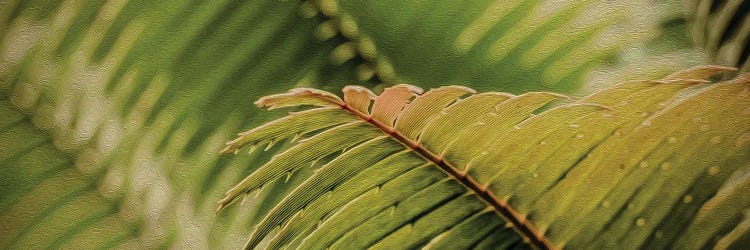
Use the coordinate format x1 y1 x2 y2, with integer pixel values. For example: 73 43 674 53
0 0 746 248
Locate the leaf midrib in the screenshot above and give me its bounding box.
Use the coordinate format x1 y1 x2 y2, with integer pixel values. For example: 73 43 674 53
337 102 553 250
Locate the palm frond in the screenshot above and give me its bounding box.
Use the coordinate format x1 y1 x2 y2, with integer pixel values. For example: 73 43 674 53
220 65 750 249
0 0 731 249
0 0 366 248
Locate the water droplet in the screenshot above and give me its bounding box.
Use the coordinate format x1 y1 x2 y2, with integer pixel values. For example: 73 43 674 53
539 140 547 145
683 195 693 204
700 124 710 131
640 161 649 168
569 123 580 128
692 117 702 123
602 201 611 208
627 203 635 210
576 133 585 139
710 136 722 144
636 218 646 227
640 112 651 117
614 131 623 136
661 162 671 171
641 120 652 126
532 173 539 178
667 137 677 144
708 166 720 175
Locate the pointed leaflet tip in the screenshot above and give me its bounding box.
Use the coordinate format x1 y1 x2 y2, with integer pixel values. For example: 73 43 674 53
254 88 344 110
289 133 302 144
215 203 225 215
285 171 293 183
264 140 276 151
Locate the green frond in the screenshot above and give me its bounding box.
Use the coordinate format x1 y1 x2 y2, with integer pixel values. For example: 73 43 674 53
221 66 750 249
0 0 368 248
0 0 736 248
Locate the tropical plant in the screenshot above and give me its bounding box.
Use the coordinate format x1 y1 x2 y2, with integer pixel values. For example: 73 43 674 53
218 66 750 249
0 0 747 249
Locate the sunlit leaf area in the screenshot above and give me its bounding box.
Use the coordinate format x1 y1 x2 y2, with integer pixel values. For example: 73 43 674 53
1 0 748 249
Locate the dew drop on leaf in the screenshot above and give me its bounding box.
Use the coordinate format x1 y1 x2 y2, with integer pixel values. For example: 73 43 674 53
636 218 646 227
683 195 693 204
708 166 720 175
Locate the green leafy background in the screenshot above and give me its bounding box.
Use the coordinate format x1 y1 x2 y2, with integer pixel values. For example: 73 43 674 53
0 0 741 248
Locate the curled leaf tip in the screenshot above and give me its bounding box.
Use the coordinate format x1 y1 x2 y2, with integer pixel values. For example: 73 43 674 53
391 83 424 95
343 85 377 97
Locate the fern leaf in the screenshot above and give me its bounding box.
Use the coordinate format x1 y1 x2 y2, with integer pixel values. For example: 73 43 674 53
221 65 750 249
